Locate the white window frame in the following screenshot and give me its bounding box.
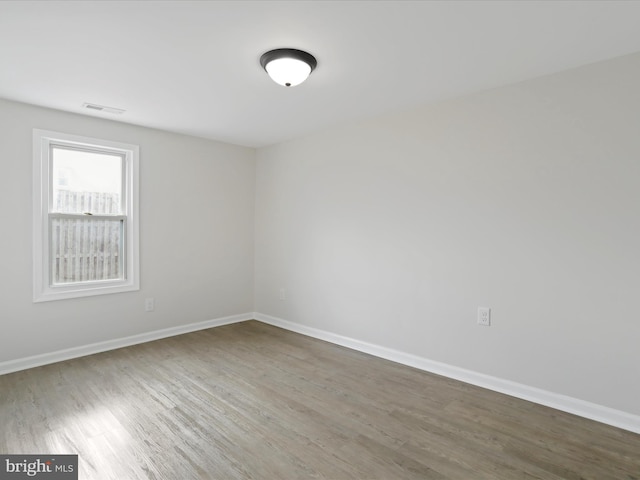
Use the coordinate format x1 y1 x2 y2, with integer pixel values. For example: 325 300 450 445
33 129 139 302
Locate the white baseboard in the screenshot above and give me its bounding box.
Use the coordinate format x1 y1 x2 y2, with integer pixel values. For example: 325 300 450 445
0 312 253 376
254 312 640 435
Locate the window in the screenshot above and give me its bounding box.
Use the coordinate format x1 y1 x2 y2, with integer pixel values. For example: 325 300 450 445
33 129 139 302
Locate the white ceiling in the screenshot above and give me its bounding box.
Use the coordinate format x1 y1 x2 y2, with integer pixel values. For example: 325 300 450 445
2 1 640 148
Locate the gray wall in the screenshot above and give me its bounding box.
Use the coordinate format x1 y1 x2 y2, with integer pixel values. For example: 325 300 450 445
0 98 256 362
255 53 640 416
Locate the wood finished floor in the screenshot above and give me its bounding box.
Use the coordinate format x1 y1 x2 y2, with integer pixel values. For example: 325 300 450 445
1 321 638 479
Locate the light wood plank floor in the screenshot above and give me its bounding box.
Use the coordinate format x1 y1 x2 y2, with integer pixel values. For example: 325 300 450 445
1 321 638 479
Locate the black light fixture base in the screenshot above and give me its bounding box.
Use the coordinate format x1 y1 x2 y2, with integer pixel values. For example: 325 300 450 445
260 48 318 73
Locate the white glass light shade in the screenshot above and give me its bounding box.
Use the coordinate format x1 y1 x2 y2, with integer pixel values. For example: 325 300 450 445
265 57 312 87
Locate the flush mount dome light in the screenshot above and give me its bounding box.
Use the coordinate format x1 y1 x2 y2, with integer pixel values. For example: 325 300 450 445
260 48 317 87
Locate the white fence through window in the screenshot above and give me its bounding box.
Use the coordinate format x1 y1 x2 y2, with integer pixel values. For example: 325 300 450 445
51 190 123 285
54 190 121 215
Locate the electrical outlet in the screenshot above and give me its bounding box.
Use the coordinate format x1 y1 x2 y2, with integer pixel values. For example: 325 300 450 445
477 307 491 326
279 288 287 301
145 297 155 312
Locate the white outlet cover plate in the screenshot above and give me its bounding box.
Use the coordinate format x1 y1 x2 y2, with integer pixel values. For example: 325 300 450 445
145 298 155 312
477 307 491 326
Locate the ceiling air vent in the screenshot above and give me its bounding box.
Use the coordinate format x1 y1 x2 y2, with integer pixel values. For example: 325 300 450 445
82 103 126 114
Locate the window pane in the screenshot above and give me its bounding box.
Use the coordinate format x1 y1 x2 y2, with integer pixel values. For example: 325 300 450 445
50 217 124 285
52 147 123 214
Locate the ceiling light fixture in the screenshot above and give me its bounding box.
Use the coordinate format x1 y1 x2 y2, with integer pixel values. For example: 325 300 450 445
260 48 317 87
